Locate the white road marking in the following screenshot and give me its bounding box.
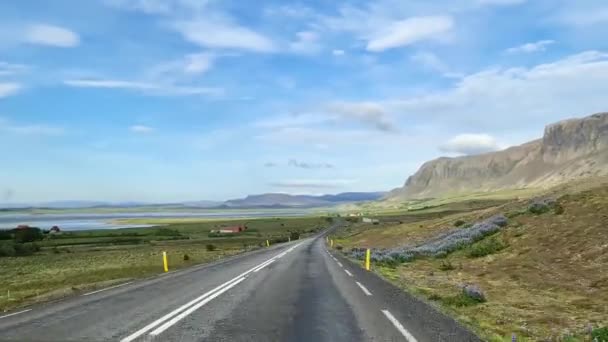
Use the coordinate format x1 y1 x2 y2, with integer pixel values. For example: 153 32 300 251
381 309 418 342
121 242 302 342
253 259 276 272
337 262 343 267
82 282 133 296
149 277 246 337
344 269 353 277
0 309 31 319
356 281 372 296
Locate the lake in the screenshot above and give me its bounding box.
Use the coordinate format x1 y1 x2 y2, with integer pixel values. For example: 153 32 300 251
0 210 310 231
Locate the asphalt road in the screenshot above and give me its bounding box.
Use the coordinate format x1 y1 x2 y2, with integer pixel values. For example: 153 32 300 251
0 229 481 342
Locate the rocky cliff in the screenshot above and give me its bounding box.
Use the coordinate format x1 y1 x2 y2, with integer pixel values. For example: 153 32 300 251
388 113 608 199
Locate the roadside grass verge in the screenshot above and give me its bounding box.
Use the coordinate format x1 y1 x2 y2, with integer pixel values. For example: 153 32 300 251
0 216 329 312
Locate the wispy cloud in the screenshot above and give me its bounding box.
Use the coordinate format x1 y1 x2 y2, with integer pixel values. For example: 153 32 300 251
288 159 334 169
0 117 64 136
0 62 28 76
269 179 356 189
327 101 398 132
289 31 321 55
24 24 79 47
130 125 155 133
366 16 454 52
173 19 276 52
410 51 462 77
0 83 22 98
506 40 555 54
64 79 223 96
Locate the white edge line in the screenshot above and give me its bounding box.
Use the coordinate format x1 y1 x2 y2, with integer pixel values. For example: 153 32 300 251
0 309 31 319
356 281 372 296
83 282 133 296
344 269 353 277
121 243 301 342
149 277 246 336
337 262 343 267
381 309 418 342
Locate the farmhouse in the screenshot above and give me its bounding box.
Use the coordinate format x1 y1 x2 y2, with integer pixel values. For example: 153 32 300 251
210 225 247 234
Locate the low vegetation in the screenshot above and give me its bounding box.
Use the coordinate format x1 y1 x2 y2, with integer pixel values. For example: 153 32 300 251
333 180 608 341
0 216 328 312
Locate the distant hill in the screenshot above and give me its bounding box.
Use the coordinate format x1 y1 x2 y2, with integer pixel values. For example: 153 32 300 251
1 192 385 210
223 192 386 208
387 112 608 200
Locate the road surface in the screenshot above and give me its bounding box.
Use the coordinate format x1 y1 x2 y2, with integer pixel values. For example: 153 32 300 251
0 229 481 341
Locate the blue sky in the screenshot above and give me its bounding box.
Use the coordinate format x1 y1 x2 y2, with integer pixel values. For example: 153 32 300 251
1 0 608 202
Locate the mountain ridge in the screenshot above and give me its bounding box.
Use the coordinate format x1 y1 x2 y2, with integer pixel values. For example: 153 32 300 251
387 112 608 200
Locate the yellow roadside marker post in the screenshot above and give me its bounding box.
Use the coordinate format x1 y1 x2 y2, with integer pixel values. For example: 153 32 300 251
330 239 334 248
365 248 371 271
266 240 270 247
288 236 291 242
163 251 169 272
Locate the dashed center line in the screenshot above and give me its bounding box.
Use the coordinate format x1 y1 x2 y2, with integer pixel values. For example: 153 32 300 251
0 309 31 319
337 261 343 267
382 309 418 342
344 269 353 277
356 281 372 296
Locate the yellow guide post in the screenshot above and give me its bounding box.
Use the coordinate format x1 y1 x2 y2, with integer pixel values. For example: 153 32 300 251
288 236 291 242
330 239 334 248
163 251 169 272
365 248 371 271
266 240 270 247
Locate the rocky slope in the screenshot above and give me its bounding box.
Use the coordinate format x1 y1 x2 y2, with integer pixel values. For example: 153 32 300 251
388 112 608 199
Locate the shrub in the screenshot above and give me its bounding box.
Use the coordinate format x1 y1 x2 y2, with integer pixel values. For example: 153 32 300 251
289 231 300 241
441 293 480 307
0 243 16 257
528 198 556 215
0 230 12 240
183 254 190 261
428 293 442 301
592 327 608 341
14 227 43 243
439 260 455 271
467 237 508 258
154 228 181 237
462 284 486 303
205 244 216 251
335 245 343 251
454 220 466 227
554 203 565 215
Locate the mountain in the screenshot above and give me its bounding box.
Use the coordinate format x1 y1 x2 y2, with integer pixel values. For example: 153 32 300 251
388 112 608 200
223 192 386 208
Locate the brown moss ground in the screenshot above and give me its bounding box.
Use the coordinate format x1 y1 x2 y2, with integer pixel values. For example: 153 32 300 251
336 180 608 341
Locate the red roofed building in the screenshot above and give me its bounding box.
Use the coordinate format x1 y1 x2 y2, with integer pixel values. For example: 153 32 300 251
218 225 244 234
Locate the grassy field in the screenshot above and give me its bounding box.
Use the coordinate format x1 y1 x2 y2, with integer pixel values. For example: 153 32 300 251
0 216 330 312
332 179 608 341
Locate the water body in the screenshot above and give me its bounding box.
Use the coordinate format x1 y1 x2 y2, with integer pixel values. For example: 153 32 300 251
0 210 310 231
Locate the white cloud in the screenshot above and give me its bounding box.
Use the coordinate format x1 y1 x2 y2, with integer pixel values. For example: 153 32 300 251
130 125 155 133
173 20 276 52
64 79 222 96
553 7 608 27
332 49 345 56
439 133 500 155
289 31 321 55
506 40 555 54
386 50 608 131
288 159 333 169
0 83 22 98
24 24 79 47
367 16 454 52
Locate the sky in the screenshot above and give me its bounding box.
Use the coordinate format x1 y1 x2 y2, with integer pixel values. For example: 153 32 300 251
1 0 608 203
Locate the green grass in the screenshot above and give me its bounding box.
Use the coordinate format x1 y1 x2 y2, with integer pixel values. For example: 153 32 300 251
0 216 329 312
